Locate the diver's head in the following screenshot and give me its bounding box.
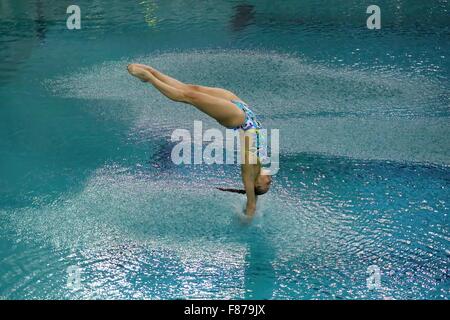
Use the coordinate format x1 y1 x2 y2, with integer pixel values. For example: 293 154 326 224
255 169 272 195
216 169 272 196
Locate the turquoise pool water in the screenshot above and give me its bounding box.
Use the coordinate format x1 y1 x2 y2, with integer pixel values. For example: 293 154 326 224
0 0 449 299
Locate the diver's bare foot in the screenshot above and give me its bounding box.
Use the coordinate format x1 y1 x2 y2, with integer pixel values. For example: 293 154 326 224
127 64 150 82
133 63 155 74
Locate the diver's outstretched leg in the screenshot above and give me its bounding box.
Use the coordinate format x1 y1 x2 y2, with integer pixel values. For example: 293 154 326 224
127 64 245 128
132 63 242 102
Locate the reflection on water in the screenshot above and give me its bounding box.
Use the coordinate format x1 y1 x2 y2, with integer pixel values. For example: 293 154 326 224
35 0 47 40
0 1 37 84
244 231 276 299
230 4 255 32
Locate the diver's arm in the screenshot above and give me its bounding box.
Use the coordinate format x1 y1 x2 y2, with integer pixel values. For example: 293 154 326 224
240 132 258 216
241 164 257 216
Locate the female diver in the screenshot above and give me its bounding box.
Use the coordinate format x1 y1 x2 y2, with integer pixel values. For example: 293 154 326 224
127 63 272 217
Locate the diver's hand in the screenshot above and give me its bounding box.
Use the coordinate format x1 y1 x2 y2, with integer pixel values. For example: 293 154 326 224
245 203 256 217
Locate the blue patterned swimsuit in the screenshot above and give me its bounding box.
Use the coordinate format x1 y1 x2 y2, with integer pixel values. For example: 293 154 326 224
231 100 268 165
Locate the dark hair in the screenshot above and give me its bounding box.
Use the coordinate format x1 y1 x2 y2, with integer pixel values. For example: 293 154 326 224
216 187 268 196
254 186 268 195
216 187 245 194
